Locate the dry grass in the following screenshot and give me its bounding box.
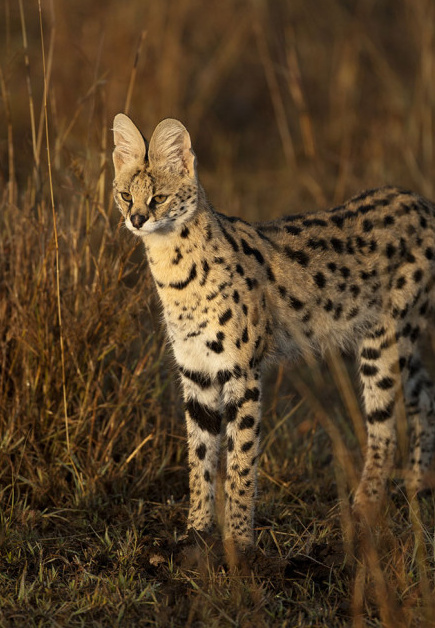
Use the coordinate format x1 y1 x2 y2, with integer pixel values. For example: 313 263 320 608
1 0 435 625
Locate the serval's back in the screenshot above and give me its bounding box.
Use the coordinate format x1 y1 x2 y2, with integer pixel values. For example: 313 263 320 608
113 113 435 549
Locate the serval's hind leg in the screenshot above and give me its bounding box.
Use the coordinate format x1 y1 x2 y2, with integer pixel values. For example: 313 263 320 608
403 352 435 494
353 322 400 522
354 310 435 522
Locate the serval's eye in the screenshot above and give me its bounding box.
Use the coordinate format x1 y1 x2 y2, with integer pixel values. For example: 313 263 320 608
121 191 132 202
152 194 168 204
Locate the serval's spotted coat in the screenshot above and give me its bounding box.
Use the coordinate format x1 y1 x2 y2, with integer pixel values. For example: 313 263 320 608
113 114 435 548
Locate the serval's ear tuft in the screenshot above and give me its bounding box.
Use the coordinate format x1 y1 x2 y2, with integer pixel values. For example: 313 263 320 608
112 114 147 173
149 118 196 178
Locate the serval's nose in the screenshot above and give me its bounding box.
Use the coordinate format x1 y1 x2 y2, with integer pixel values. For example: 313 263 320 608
131 213 147 229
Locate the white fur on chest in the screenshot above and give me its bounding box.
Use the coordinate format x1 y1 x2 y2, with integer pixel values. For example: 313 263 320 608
142 222 243 376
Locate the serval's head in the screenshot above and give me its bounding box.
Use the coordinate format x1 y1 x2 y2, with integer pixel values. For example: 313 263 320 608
112 115 198 236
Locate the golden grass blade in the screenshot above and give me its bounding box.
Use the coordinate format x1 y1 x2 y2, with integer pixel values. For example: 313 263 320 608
124 29 147 116
18 0 38 170
253 13 296 168
0 63 16 205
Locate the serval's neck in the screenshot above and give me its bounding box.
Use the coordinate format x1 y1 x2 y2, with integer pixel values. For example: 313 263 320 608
142 188 217 294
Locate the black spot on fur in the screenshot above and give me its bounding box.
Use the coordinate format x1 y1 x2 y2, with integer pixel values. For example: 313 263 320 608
241 238 265 265
284 225 302 235
333 304 343 320
340 266 351 278
284 246 309 267
169 263 197 290
367 401 394 424
244 387 260 402
199 260 210 286
245 277 258 290
180 367 212 389
377 377 395 390
308 238 328 251
410 326 420 342
289 295 304 310
196 443 207 459
303 218 327 227
385 243 396 258
217 370 233 385
396 276 406 289
239 415 255 430
361 347 381 360
363 219 373 233
219 221 239 252
361 363 379 377
172 248 183 264
330 215 344 229
330 238 344 254
206 331 225 354
350 284 360 297
219 308 233 325
266 265 276 282
186 399 221 434
314 272 326 288
402 323 412 338
419 301 428 316
413 269 423 283
226 404 238 423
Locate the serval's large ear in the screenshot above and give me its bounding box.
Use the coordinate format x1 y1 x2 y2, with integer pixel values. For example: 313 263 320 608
148 118 196 178
112 113 147 174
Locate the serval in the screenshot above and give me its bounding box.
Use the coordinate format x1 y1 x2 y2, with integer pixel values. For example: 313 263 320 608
113 114 435 549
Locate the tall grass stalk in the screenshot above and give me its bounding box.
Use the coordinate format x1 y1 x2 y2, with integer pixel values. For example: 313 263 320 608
38 0 69 455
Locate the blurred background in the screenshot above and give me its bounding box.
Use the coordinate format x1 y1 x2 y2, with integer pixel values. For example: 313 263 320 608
2 0 435 215
1 1 435 624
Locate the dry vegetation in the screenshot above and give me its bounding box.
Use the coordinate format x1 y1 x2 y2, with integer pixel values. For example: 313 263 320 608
1 0 435 625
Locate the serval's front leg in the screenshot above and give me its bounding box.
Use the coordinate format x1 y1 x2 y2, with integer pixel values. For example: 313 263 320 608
223 368 262 549
181 372 222 535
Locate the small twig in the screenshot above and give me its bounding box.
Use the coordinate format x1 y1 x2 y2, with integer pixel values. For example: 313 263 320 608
121 433 154 469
